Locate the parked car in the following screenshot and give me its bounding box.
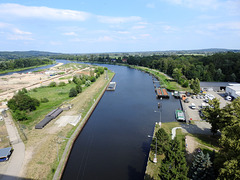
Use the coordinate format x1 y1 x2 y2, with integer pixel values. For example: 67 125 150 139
184 98 189 103
191 103 196 109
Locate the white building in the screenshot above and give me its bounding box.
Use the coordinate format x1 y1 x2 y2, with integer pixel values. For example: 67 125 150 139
226 84 240 99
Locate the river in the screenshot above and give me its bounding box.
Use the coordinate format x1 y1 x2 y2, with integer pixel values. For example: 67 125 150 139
1 60 181 179
59 61 181 180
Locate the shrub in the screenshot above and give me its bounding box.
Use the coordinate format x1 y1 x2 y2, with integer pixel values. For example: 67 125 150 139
41 98 49 103
49 81 57 87
58 82 66 87
90 76 96 82
85 80 91 87
76 84 82 93
69 87 78 97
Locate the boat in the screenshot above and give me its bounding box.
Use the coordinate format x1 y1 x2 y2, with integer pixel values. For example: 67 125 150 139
175 110 185 121
173 91 180 98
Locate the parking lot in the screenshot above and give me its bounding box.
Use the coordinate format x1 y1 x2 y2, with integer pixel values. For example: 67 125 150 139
182 90 230 121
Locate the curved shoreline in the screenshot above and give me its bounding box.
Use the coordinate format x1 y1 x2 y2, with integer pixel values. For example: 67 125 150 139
53 73 115 180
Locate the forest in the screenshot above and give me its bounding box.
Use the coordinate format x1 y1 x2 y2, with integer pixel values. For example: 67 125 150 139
0 58 53 71
51 52 240 84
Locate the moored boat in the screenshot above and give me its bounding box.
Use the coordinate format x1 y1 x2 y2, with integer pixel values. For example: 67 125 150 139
175 109 185 121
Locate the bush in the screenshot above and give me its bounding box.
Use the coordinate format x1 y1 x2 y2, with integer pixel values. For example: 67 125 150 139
68 79 72 84
21 88 28 93
85 80 91 87
13 110 28 121
90 76 96 82
69 87 78 97
58 82 66 87
41 97 49 103
49 81 57 87
76 84 82 93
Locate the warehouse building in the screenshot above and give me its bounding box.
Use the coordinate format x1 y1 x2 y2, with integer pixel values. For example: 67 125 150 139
200 82 240 91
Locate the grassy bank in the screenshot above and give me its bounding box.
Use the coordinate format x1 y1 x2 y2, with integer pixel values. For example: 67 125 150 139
130 65 191 91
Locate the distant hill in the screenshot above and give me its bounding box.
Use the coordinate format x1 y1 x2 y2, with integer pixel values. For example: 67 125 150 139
0 51 61 60
0 48 239 60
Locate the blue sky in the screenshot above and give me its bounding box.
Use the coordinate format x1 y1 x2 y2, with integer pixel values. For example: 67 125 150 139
0 0 239 53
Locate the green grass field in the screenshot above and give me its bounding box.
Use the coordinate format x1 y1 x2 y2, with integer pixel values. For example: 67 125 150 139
24 83 76 127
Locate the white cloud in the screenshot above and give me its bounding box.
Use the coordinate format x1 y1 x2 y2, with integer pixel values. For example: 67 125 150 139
63 32 78 36
97 15 142 24
206 22 240 31
97 36 113 42
146 3 155 8
116 31 130 34
0 3 91 21
132 25 146 30
13 28 32 35
7 35 34 41
163 0 221 10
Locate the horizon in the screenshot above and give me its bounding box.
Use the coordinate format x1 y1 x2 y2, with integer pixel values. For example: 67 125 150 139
0 0 239 53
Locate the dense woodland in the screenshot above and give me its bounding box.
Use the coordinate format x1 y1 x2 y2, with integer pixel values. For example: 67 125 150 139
51 52 240 83
0 58 53 71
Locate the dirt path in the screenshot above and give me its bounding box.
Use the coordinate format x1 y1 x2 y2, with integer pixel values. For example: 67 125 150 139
0 113 25 180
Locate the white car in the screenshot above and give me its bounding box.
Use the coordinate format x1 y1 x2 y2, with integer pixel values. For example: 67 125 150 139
191 103 196 109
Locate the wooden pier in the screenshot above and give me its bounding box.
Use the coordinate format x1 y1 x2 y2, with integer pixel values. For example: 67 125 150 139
155 88 169 98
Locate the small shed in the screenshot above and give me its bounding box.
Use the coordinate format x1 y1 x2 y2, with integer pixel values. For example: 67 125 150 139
0 147 12 162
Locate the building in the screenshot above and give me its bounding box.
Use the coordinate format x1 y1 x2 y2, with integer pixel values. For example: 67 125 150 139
226 85 240 99
200 82 240 91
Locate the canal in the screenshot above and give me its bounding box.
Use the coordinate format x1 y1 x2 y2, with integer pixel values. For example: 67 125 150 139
0 60 181 179
61 62 182 180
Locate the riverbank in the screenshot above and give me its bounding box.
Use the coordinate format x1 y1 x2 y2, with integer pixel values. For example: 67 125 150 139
129 65 190 91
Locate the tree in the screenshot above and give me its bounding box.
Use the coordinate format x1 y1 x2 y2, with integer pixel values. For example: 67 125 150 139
8 92 40 112
190 78 200 94
217 98 240 179
151 128 169 154
172 68 183 83
76 84 82 93
159 139 188 179
202 98 221 135
69 87 78 97
188 149 215 180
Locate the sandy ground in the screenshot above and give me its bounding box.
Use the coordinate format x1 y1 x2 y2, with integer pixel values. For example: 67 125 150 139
0 63 73 102
19 72 108 179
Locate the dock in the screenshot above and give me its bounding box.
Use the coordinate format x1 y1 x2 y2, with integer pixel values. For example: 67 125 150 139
155 88 169 98
106 82 116 91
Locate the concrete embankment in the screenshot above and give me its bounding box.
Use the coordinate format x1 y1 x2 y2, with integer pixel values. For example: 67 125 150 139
53 73 115 180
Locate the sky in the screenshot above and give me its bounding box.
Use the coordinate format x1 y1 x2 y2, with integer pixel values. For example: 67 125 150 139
0 0 239 53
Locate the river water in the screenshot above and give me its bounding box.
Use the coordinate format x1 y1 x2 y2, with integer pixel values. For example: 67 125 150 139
60 61 181 180
1 60 181 179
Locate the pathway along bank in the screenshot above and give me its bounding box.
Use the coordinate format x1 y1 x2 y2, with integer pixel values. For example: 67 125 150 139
53 73 115 180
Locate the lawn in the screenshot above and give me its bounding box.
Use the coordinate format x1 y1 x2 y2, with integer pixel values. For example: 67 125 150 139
24 83 76 127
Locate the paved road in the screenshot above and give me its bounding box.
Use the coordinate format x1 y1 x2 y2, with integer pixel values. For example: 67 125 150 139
0 113 25 180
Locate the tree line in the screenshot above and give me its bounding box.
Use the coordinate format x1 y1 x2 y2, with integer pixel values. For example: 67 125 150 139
51 52 240 84
0 58 53 71
202 97 240 179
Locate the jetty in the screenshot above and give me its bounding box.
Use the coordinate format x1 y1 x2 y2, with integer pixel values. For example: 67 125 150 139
155 88 169 98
